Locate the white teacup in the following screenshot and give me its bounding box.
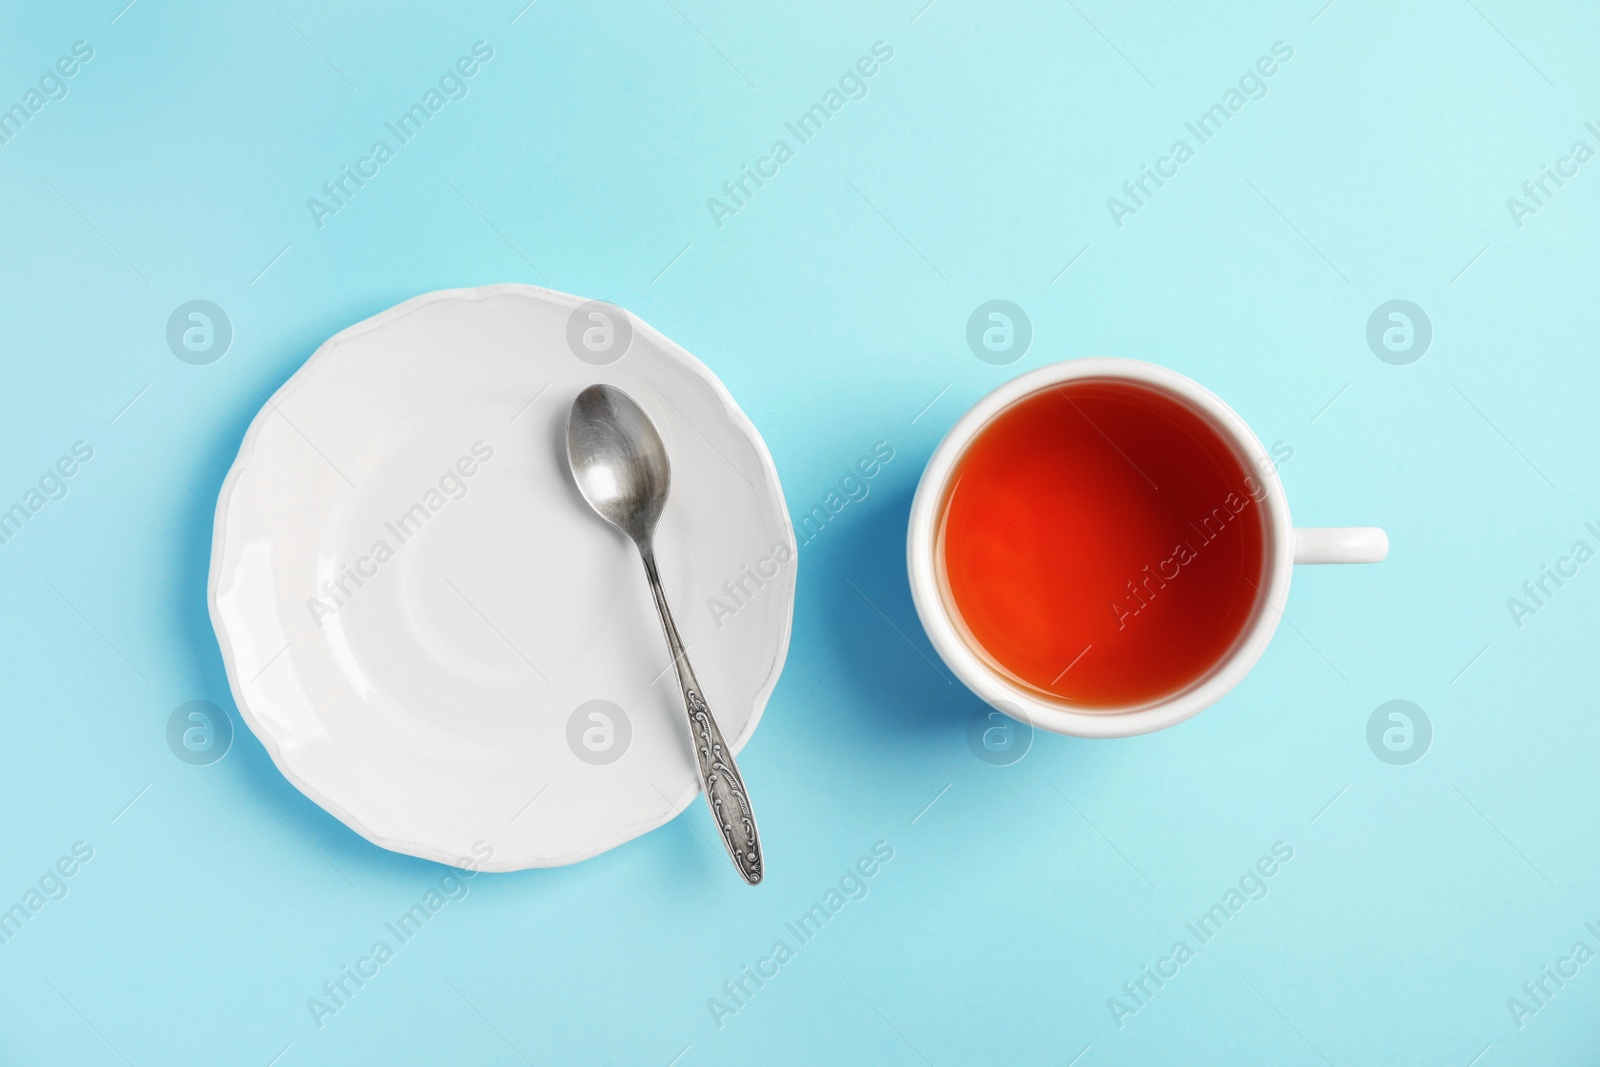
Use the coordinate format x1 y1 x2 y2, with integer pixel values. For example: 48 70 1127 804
906 358 1387 739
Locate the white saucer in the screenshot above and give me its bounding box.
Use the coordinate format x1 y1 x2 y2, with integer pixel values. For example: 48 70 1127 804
209 285 796 871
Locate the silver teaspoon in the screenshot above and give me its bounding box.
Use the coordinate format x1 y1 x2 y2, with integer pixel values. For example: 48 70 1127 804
565 384 763 885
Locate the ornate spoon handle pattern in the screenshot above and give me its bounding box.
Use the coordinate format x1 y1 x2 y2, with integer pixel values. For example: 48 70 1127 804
641 547 763 885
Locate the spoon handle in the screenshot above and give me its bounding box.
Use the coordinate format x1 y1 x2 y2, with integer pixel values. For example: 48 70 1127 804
639 545 764 885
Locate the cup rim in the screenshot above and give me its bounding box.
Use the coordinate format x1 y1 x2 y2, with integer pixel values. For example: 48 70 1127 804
906 358 1295 739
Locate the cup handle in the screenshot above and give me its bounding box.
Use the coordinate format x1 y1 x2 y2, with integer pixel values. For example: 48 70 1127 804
1293 527 1388 564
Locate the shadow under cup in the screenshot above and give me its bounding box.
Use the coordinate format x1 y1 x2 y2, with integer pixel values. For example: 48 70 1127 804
932 377 1275 714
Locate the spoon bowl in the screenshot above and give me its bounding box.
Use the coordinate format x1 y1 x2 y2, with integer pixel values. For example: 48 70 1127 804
566 384 671 545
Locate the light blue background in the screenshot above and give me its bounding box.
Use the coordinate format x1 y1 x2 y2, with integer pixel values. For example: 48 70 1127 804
2 0 1597 1063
